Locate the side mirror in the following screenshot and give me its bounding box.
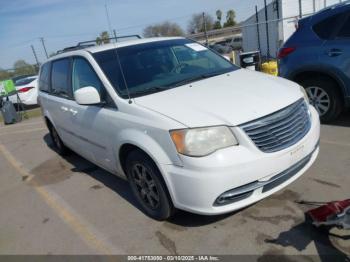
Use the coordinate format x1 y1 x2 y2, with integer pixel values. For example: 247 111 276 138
74 86 101 105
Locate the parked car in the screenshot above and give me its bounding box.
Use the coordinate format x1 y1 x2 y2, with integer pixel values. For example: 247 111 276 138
226 34 243 50
278 2 350 122
39 37 320 220
12 74 36 85
7 76 39 106
209 43 232 54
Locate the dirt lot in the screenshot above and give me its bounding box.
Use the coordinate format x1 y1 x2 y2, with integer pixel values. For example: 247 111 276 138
0 113 349 259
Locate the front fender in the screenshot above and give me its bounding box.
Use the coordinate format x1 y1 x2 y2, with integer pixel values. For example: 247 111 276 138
114 128 183 173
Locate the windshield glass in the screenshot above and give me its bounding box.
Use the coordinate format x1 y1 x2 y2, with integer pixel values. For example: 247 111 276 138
93 39 239 98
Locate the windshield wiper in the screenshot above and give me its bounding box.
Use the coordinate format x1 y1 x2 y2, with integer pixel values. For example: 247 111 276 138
130 86 169 97
172 71 226 87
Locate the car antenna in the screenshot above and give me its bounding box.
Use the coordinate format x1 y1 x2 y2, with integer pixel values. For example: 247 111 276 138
104 3 132 104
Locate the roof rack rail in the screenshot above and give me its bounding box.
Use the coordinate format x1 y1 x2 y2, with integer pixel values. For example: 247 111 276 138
78 34 142 46
55 34 142 55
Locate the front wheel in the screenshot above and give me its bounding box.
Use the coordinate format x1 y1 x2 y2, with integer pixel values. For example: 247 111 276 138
125 150 174 220
48 124 69 155
299 78 342 122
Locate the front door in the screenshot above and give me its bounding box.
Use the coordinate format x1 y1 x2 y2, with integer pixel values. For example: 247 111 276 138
68 56 116 171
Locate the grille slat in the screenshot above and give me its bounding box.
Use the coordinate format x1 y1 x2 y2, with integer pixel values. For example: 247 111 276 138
241 99 311 153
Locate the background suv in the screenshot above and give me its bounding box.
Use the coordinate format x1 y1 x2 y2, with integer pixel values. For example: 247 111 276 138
278 2 350 122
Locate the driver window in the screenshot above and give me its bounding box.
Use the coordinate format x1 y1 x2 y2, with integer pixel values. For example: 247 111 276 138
72 57 105 99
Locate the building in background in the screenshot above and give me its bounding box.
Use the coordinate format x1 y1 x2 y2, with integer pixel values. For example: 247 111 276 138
241 0 344 59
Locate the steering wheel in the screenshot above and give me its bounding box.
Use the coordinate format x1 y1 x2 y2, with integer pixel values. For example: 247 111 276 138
171 63 189 73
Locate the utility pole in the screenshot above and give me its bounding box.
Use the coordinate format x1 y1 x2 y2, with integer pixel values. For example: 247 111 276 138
264 0 270 60
40 37 48 59
324 0 327 7
298 0 302 18
202 12 209 46
113 29 117 42
255 6 261 52
313 0 316 13
31 45 40 70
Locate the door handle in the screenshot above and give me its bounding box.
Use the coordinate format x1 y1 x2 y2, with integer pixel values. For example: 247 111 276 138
69 108 78 115
327 49 342 57
60 106 68 112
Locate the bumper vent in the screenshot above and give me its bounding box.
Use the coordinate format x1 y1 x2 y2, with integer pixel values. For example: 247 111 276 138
240 99 311 153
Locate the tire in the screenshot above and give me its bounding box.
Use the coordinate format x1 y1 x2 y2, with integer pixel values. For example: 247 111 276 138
48 124 69 155
299 78 343 123
125 150 174 220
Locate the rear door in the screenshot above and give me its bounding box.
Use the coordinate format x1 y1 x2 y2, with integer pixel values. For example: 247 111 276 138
319 11 350 96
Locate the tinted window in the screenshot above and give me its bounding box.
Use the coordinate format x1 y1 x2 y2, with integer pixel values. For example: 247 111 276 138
93 39 237 98
313 14 342 39
72 57 104 96
337 16 350 38
51 59 70 98
39 63 50 92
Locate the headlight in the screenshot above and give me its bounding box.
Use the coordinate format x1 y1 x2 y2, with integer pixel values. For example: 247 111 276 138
170 126 238 157
300 85 309 104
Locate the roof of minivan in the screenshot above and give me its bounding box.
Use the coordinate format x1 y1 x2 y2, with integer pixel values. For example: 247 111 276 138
47 36 185 62
86 37 184 53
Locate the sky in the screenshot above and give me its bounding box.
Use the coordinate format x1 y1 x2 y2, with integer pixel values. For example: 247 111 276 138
0 0 263 69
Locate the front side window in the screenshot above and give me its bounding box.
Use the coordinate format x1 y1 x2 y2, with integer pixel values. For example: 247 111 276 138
72 57 104 97
93 39 238 98
51 59 70 98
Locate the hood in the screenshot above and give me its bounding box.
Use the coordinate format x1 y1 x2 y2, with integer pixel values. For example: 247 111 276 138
134 69 303 127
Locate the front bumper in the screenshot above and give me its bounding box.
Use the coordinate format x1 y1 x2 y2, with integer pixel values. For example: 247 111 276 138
160 106 320 215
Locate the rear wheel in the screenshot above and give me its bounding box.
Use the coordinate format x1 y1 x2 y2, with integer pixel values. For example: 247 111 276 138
48 124 69 155
125 150 174 220
299 78 343 122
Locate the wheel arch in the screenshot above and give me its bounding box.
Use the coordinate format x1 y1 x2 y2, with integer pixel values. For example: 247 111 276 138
292 70 346 105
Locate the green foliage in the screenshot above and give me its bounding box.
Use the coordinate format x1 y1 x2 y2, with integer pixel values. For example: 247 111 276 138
223 10 236 27
0 60 37 81
143 22 184 37
187 13 214 34
96 31 111 45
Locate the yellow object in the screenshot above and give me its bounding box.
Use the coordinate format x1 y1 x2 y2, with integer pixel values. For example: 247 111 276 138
261 61 278 76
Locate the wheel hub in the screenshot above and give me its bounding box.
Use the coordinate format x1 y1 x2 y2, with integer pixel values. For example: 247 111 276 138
131 163 160 209
306 86 330 116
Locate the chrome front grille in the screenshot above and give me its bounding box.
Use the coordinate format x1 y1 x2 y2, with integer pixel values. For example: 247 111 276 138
240 99 311 153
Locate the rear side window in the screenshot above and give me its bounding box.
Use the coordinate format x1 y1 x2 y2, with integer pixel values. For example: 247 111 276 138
51 59 71 98
337 16 350 38
39 63 50 92
313 14 342 39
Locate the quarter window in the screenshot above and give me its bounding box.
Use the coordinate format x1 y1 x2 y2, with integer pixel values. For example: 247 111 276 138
313 14 342 40
51 59 71 98
337 16 350 38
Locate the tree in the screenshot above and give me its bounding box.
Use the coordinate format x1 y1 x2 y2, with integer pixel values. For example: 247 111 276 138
187 13 214 34
143 22 184 37
213 9 223 29
13 60 36 75
96 31 110 45
223 9 236 27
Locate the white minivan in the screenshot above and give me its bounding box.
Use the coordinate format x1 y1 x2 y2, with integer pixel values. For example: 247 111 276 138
39 37 320 220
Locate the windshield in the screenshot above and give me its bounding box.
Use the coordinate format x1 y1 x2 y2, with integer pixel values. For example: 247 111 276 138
93 39 238 98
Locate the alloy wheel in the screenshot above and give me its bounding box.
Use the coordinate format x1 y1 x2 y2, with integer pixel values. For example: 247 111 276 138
306 86 331 116
131 163 160 209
